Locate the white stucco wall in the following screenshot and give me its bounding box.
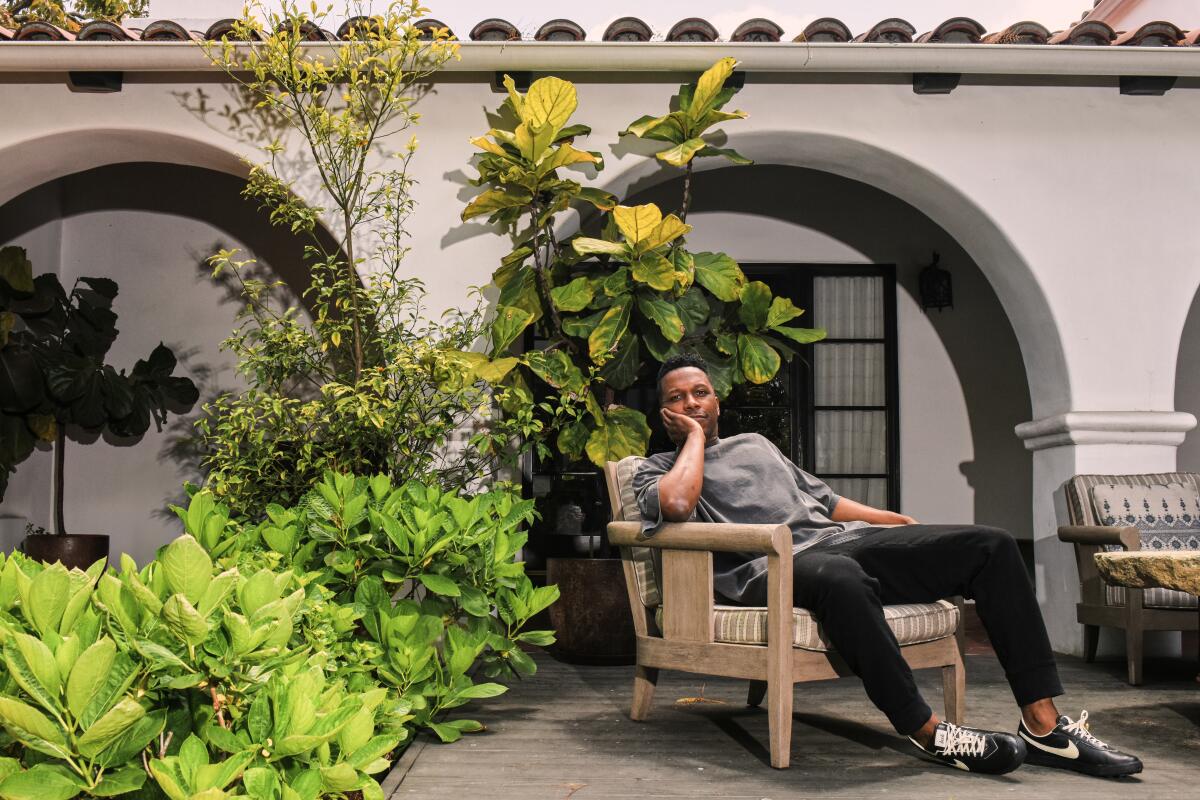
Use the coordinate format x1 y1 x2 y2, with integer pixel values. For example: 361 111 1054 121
1 55 1197 654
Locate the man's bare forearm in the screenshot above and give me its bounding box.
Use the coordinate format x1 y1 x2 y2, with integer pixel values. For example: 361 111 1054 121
657 429 707 520
830 496 916 526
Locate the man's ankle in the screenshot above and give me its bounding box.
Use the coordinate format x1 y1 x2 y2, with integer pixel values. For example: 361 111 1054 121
1020 698 1060 736
911 714 940 748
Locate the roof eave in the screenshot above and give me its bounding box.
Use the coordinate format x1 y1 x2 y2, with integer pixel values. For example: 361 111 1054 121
0 41 1198 78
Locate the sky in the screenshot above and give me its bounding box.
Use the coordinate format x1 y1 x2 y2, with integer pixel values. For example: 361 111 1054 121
145 1 1097 39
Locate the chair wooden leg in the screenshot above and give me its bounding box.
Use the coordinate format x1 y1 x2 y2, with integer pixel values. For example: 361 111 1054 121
942 648 965 725
630 665 658 721
1084 624 1100 663
747 680 767 708
1125 626 1143 686
767 676 793 769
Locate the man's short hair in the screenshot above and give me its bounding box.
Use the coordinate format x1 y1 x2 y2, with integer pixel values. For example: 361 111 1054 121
656 352 711 401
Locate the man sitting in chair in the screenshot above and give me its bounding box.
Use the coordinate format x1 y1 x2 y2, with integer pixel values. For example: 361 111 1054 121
633 353 1142 777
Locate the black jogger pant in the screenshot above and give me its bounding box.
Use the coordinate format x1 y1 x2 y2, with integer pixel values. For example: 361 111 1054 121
739 524 1063 735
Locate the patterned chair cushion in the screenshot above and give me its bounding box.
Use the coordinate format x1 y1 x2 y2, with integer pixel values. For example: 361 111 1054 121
613 456 660 608
656 599 959 652
1088 482 1200 610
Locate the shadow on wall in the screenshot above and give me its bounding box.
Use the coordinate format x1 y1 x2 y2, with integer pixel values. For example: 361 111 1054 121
1175 285 1200 472
622 164 1033 537
0 162 338 517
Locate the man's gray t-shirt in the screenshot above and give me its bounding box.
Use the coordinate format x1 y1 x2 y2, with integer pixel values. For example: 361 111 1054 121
631 433 873 603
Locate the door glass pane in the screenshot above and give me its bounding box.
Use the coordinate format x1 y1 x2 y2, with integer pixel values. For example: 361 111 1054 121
815 343 885 406
813 275 883 339
815 410 887 474
825 478 888 510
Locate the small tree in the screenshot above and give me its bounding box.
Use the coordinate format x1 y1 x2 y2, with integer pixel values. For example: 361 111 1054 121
193 2 522 515
0 0 147 31
462 58 826 466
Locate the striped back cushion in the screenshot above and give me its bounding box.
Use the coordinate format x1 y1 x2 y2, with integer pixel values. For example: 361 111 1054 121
612 456 661 608
1066 473 1200 610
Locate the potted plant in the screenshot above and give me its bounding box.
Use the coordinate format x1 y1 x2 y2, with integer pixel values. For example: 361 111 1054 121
0 245 198 567
459 60 826 662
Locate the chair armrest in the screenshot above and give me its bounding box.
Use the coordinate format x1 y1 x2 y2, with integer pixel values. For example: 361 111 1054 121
608 520 790 556
1058 525 1140 550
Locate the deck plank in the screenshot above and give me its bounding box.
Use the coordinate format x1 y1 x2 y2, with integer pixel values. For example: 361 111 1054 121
390 649 1200 799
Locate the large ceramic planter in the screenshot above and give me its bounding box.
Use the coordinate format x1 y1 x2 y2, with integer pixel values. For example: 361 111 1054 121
21 533 109 571
546 557 636 665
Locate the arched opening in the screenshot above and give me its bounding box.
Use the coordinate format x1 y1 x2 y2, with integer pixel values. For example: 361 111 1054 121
1176 286 1200 472
623 164 1034 544
0 160 330 565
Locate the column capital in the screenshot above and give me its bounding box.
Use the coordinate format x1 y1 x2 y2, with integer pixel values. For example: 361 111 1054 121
1014 411 1197 452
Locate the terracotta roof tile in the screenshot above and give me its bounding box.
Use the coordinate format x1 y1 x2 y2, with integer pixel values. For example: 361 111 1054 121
0 26 13 41
1113 20 1184 46
916 17 986 44
852 18 916 43
13 21 75 41
76 21 138 41
204 19 256 41
666 18 718 42
536 19 586 42
794 18 851 43
731 18 782 43
414 19 452 40
603 17 651 42
138 20 200 41
469 18 519 42
1047 20 1115 45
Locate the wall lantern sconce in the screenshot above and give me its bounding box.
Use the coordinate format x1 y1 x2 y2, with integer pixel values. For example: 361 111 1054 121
919 252 953 312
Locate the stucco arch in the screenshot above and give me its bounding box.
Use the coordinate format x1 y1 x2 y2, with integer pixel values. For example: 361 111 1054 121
0 128 250 209
596 130 1069 420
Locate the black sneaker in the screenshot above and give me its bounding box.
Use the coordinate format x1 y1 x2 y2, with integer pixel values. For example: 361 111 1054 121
1018 710 1143 777
909 721 1027 774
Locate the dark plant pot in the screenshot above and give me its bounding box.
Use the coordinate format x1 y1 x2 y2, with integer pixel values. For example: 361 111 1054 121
546 557 636 665
21 534 109 571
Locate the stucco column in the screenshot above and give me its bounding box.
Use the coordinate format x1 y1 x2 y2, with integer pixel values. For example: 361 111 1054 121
1015 411 1196 656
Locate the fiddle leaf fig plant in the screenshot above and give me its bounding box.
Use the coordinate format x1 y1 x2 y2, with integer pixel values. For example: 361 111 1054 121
0 246 199 527
463 59 826 466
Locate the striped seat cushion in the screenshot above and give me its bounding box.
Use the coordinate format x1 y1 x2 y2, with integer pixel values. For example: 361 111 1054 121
657 599 959 652
614 456 660 608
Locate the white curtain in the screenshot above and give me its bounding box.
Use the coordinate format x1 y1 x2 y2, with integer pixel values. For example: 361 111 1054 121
815 410 887 473
815 343 885 406
813 275 883 338
826 478 888 509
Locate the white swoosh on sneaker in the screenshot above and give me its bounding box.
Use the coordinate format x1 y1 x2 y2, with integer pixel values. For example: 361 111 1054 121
1021 732 1080 760
951 759 969 771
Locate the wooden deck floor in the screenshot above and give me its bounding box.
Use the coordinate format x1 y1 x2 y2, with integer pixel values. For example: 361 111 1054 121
387 650 1199 799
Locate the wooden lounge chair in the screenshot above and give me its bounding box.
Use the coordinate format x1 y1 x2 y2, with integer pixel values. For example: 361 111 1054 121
604 456 966 768
1059 473 1200 685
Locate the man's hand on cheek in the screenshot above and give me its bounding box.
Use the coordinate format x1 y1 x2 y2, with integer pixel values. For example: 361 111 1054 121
661 407 702 443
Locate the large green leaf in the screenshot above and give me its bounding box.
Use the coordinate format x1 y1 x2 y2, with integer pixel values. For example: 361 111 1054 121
524 350 585 394
598 334 640 391
676 287 710 332
656 137 708 167
417 574 460 597
737 281 772 331
3 634 62 715
638 215 691 252
737 333 781 384
535 142 597 177
692 252 745 301
80 651 136 729
613 205 662 245
587 297 631 363
523 75 577 132
461 188 533 222
87 766 147 797
570 237 626 257
635 295 685 343
694 343 736 398
0 696 69 759
622 113 686 143
66 637 115 720
0 247 34 295
93 708 166 768
162 594 210 647
27 564 69 637
574 187 618 211
77 697 146 759
159 535 212 606
689 57 738 120
585 407 651 466
697 145 752 165
489 305 536 356
766 295 805 328
772 325 827 345
549 277 593 312
556 419 590 461
0 763 84 800
630 252 675 292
